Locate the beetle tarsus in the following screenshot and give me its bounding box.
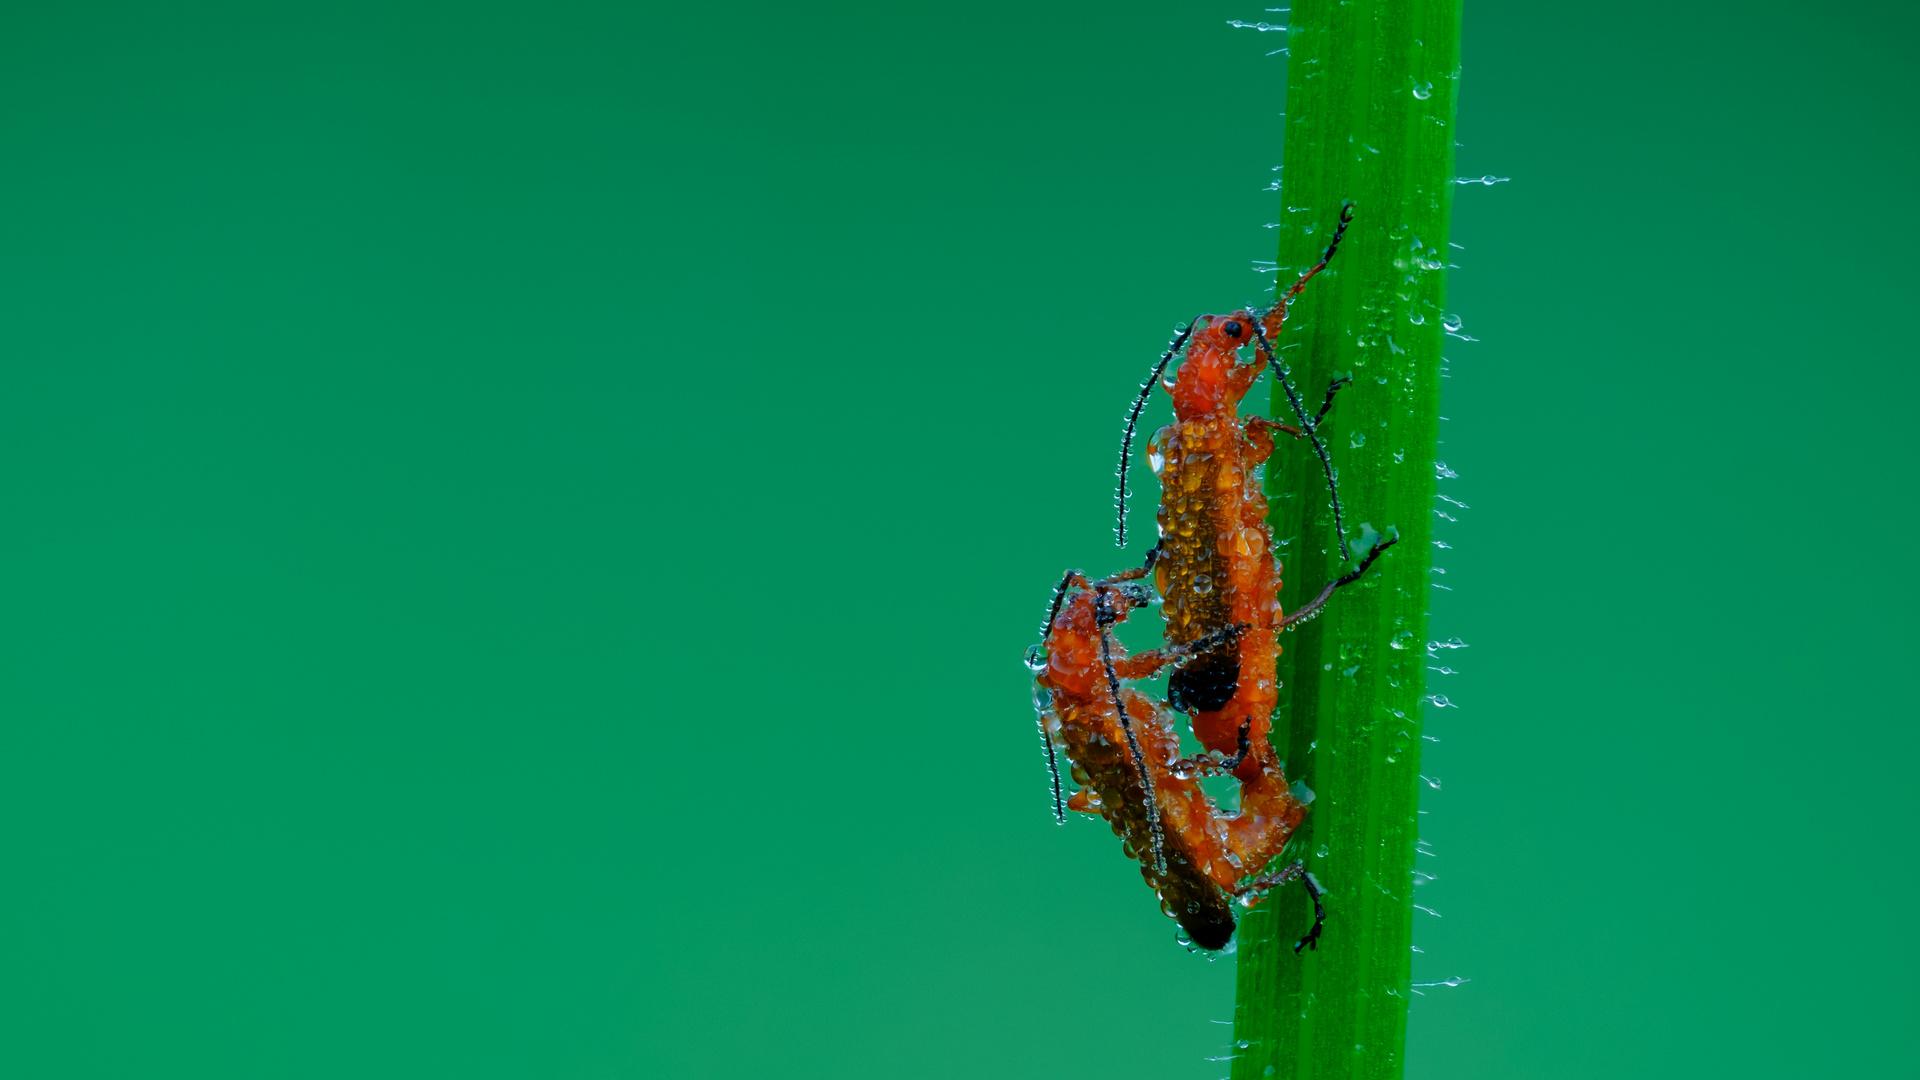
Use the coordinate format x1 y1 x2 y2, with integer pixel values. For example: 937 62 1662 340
1294 870 1327 954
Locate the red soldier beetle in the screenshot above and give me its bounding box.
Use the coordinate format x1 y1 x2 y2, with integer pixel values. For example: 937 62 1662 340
1028 569 1325 952
1114 201 1395 775
1025 202 1398 950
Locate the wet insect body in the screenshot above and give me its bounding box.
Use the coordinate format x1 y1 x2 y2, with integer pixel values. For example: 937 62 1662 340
1032 571 1316 951
1125 203 1391 777
1029 203 1394 950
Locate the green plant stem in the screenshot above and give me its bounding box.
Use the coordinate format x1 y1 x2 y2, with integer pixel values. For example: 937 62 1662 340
1231 2 1461 1078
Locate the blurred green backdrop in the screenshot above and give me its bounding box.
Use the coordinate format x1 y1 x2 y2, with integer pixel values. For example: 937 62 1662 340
1 1 1913 1077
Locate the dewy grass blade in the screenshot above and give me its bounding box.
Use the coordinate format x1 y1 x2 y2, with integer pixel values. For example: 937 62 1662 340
1232 2 1461 1078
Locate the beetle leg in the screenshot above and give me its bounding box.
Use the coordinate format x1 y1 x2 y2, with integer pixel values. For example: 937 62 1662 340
1218 718 1253 770
1095 542 1161 586
1232 861 1327 954
1110 621 1248 681
1171 719 1254 777
1243 416 1306 467
1282 864 1328 949
1280 536 1400 629
1293 871 1327 954
1309 375 1353 430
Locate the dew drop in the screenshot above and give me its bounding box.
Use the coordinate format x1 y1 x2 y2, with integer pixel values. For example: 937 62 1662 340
1440 314 1463 332
1349 430 1366 448
1412 81 1433 99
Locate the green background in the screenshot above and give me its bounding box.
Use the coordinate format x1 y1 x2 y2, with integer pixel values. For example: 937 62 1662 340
2 1 1913 1077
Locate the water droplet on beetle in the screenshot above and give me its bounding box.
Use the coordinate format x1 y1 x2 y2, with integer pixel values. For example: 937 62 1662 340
1024 644 1049 672
1192 573 1214 595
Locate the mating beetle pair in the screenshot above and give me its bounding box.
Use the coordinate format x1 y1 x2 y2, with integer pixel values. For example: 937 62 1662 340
1028 203 1394 951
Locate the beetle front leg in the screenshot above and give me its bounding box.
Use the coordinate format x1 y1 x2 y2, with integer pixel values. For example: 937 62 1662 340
1095 542 1161 586
1279 535 1399 629
1243 416 1305 467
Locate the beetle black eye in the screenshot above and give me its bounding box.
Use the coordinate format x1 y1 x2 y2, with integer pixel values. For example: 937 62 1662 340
1222 320 1243 339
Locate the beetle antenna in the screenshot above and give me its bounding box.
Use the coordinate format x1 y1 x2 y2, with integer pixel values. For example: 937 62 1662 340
1116 322 1196 547
1254 201 1357 559
1252 320 1352 561
1037 718 1066 824
1030 568 1081 824
1275 200 1355 312
1097 615 1167 875
1038 568 1078 646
